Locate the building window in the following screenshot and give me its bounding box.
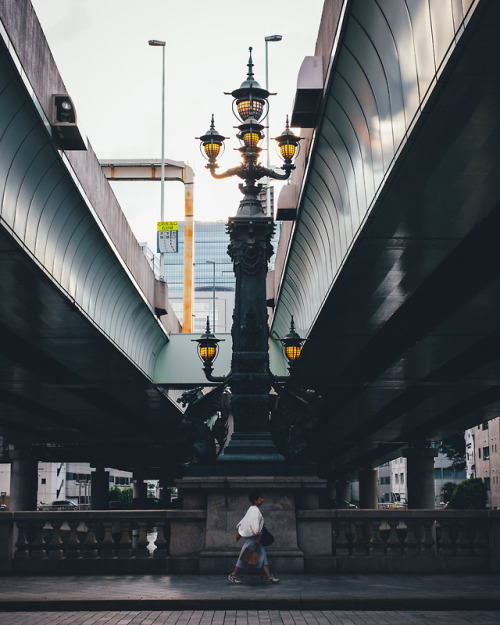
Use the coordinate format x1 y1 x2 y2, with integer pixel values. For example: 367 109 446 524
434 468 443 479
478 448 481 459
483 446 490 460
484 477 491 490
400 473 404 484
41 478 46 485
482 422 489 430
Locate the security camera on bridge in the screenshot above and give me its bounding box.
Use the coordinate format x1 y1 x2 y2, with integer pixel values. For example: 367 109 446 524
51 94 87 151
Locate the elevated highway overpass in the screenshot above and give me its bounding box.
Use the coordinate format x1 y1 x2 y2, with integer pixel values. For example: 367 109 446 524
2 0 500 493
270 0 500 476
0 1 186 478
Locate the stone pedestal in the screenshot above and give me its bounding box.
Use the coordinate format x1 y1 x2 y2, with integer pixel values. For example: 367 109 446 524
174 475 326 574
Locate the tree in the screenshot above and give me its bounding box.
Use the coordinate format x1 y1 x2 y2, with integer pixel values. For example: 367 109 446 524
447 478 487 509
441 481 457 503
109 486 133 503
439 433 466 470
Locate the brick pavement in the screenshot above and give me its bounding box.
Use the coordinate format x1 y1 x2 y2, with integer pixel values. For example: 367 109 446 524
0 611 499 625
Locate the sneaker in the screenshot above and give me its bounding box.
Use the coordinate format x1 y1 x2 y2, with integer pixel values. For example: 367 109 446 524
266 575 280 584
228 574 242 584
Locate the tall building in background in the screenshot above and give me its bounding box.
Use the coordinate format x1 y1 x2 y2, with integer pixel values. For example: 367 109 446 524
467 417 500 509
164 220 280 333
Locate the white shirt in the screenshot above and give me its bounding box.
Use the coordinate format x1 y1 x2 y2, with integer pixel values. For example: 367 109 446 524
237 505 264 538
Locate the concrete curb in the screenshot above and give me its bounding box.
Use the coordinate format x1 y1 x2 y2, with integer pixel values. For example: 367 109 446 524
1 596 499 612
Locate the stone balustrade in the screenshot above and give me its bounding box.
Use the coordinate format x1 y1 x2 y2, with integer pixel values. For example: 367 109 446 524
297 509 500 573
0 510 206 575
0 508 499 575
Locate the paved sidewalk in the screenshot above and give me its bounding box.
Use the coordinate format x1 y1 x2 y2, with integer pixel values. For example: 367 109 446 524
0 609 499 625
0 573 499 612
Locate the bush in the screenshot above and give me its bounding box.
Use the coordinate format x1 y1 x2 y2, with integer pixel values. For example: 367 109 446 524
109 486 133 503
447 478 487 509
441 481 457 503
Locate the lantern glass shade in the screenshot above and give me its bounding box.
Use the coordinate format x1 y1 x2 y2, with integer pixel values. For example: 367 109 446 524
199 344 217 363
280 142 296 160
237 98 264 121
284 343 301 362
242 131 261 147
204 141 221 159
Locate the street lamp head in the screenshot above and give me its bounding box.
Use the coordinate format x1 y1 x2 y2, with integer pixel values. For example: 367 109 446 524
265 35 283 42
148 40 165 46
197 115 227 163
237 119 265 149
231 47 270 123
193 317 224 365
278 316 306 367
274 116 302 163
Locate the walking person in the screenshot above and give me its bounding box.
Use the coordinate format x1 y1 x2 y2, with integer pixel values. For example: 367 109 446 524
228 491 279 584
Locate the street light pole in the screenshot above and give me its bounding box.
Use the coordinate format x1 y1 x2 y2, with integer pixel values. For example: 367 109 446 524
265 35 282 217
196 48 303 472
148 39 166 279
206 260 216 332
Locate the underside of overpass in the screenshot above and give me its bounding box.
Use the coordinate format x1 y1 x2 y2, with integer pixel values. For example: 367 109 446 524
271 0 500 477
2 0 500 487
0 2 186 479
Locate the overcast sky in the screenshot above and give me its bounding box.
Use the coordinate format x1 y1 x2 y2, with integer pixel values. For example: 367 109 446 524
30 0 325 251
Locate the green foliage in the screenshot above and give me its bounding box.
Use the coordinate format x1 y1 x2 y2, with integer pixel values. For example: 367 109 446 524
441 481 457 502
439 433 466 470
447 478 487 510
109 486 133 503
120 487 133 503
109 487 121 502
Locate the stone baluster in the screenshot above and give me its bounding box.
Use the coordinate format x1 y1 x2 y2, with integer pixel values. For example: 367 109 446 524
402 518 420 557
421 518 436 557
65 519 82 558
369 519 385 556
472 520 488 557
14 520 30 559
154 520 168 558
437 519 455 557
82 520 99 559
30 520 47 560
333 518 351 556
100 520 116 558
455 520 472 556
47 520 64 559
352 519 368 557
135 521 150 558
385 517 402 557
117 521 133 558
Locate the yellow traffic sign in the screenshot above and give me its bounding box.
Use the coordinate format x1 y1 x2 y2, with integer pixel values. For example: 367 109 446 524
157 221 178 231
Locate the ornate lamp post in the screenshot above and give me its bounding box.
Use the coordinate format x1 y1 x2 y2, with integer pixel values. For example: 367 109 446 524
194 48 303 474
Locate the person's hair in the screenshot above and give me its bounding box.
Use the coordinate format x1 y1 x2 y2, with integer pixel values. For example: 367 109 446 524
249 491 262 504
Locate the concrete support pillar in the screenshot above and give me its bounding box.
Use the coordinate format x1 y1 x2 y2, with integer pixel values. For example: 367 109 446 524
334 479 351 502
403 445 439 509
158 479 171 505
9 449 38 511
358 468 378 509
132 477 148 500
90 466 110 510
